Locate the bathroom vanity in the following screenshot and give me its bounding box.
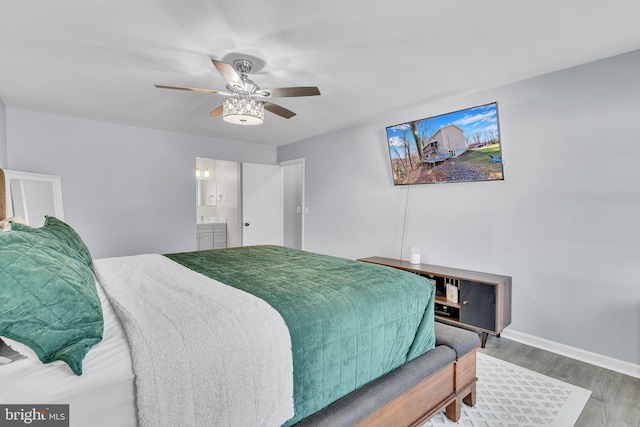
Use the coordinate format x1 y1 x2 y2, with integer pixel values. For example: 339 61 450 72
196 222 227 250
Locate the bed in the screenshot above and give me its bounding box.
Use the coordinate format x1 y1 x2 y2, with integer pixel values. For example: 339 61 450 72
0 168 479 426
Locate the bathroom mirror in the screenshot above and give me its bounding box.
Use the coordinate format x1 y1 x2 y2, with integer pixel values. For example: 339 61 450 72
1 169 64 225
197 179 217 206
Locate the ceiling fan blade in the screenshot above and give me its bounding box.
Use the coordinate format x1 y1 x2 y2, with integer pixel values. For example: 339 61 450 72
209 105 223 116
212 60 244 90
154 84 224 95
258 87 321 98
263 102 296 119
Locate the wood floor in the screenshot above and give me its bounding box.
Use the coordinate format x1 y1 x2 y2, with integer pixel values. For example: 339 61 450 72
480 335 640 427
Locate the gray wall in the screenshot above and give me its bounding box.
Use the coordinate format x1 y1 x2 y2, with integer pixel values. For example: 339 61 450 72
6 109 275 258
0 98 6 169
278 50 640 365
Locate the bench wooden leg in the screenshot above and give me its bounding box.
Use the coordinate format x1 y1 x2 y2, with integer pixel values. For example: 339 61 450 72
442 348 478 422
445 398 461 422
463 382 476 407
444 379 477 421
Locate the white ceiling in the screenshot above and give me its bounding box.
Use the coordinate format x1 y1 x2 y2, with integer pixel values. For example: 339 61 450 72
1 0 639 147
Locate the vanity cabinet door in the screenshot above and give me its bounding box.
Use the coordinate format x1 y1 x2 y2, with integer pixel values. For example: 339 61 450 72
213 224 227 249
197 225 215 250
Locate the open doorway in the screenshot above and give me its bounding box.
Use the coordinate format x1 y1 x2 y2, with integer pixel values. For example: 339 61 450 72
196 157 305 250
195 158 240 249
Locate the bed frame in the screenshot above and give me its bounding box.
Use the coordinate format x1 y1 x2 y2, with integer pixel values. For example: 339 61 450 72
0 168 478 426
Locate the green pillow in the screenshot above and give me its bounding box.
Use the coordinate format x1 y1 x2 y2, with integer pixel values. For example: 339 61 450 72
11 216 93 268
0 230 103 375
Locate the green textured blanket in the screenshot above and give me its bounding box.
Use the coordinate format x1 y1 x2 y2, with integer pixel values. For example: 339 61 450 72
166 245 435 425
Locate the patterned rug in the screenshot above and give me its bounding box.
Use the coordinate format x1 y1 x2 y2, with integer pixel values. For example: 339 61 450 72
423 353 591 427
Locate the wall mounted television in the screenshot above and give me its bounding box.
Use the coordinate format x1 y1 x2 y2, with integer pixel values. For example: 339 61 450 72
386 102 504 185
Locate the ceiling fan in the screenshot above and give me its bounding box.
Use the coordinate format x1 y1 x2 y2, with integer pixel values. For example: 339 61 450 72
155 59 321 125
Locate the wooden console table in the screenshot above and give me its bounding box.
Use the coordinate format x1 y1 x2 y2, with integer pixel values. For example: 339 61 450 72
358 257 512 348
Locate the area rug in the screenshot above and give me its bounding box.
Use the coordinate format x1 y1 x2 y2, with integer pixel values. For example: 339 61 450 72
423 352 592 427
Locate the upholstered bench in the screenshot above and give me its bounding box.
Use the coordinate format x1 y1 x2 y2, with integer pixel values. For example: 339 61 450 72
295 323 481 426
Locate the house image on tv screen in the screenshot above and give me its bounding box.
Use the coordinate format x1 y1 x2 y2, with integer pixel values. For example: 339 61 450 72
385 101 504 185
423 124 466 164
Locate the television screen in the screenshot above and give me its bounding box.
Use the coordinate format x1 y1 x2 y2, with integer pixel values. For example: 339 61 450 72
386 102 504 185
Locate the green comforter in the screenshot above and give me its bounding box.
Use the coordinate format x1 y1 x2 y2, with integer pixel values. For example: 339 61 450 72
166 245 435 425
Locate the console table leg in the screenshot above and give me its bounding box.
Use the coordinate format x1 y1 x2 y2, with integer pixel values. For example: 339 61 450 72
481 332 488 348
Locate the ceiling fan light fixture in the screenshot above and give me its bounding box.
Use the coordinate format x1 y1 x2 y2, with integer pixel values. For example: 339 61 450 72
222 97 264 125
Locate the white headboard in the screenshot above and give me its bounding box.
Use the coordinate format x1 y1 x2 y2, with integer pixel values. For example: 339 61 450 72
1 169 65 225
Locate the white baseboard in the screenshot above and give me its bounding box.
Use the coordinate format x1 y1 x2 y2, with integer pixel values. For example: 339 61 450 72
500 329 640 379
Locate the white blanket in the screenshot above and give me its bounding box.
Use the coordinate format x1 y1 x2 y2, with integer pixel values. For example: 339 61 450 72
94 254 294 427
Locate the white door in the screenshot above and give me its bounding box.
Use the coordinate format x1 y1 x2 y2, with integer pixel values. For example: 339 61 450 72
242 163 284 246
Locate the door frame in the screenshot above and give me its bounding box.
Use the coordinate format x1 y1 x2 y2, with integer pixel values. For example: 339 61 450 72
279 158 305 250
